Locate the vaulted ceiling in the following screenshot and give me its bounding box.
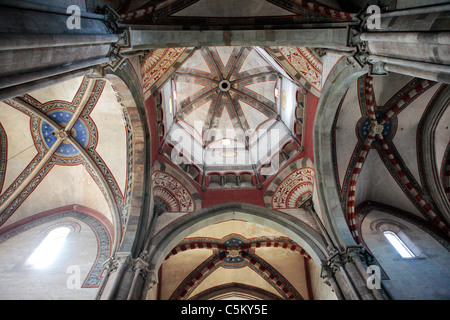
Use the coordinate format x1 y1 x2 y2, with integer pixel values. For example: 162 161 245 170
0 0 448 301
0 76 131 239
333 72 450 243
158 220 314 300
159 46 301 180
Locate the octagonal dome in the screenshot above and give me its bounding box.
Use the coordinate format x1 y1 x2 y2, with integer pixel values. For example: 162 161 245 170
159 46 302 187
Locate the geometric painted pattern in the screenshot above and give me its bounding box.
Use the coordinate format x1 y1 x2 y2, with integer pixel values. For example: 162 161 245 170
141 47 193 99
39 109 90 157
273 47 322 94
1 78 134 232
358 111 394 141
167 233 307 300
334 74 450 243
271 167 314 209
152 171 195 213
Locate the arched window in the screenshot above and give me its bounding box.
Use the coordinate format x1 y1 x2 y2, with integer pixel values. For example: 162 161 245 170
383 230 415 259
25 227 71 268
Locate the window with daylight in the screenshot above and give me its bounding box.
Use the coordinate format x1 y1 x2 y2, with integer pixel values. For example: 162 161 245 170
25 227 71 268
383 230 415 259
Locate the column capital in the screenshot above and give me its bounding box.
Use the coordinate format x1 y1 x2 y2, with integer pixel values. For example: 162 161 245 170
89 5 133 72
347 26 388 76
323 246 374 275
319 265 334 288
143 269 158 292
101 252 132 275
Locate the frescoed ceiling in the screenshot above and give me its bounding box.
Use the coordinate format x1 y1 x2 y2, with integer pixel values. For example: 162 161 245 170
158 220 314 300
1 0 449 302
0 76 132 238
333 72 450 243
155 46 305 188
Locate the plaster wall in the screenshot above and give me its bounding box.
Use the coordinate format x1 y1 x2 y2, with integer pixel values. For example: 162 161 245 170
361 210 450 299
0 217 100 299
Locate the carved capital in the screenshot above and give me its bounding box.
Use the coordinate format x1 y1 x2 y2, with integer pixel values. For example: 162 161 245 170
143 270 158 292
328 253 345 274
102 256 120 274
341 246 364 263
356 247 378 268
101 252 131 275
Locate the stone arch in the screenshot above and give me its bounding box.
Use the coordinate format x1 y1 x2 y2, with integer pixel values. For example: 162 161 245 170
103 71 148 256
189 282 282 300
417 85 450 225
263 157 314 207
146 202 328 276
313 57 370 251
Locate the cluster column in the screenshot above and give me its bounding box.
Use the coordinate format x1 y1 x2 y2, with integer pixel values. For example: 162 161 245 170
0 1 129 101
96 251 156 300
348 3 450 83
301 196 388 300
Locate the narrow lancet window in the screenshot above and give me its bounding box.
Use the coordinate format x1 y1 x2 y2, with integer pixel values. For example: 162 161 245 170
383 230 415 259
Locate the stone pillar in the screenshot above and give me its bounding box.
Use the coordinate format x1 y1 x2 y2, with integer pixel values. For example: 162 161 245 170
321 247 389 300
142 270 159 300
0 2 130 100
300 195 388 300
96 251 156 300
345 3 450 83
96 252 132 300
319 265 345 300
125 252 152 300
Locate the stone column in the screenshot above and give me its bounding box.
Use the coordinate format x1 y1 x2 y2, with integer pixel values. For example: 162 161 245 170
0 2 130 100
125 252 152 300
320 247 389 300
96 252 132 300
300 195 388 300
142 270 159 300
96 251 157 300
345 3 450 83
319 265 345 300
